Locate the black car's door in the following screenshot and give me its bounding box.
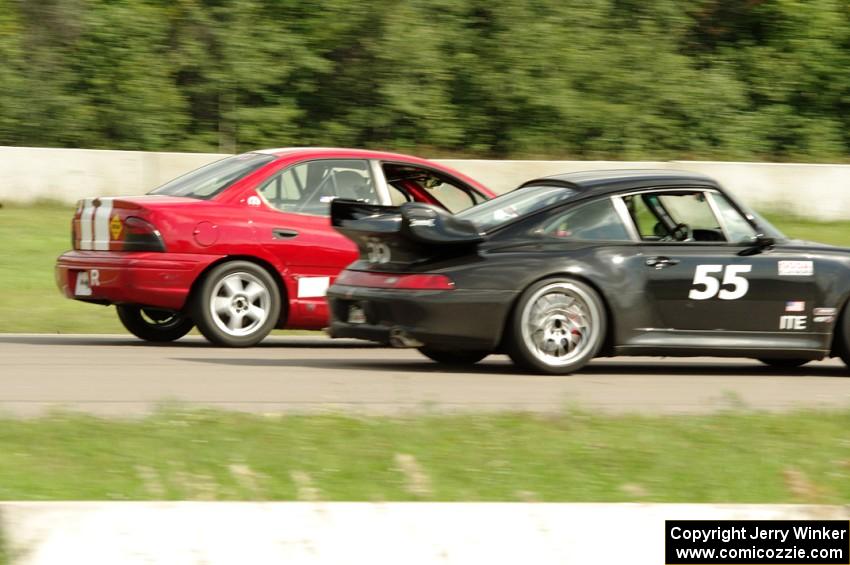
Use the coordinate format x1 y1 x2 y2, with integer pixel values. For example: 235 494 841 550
620 189 825 349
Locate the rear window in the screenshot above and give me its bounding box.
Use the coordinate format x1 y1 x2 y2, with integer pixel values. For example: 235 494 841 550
149 153 276 199
456 184 577 232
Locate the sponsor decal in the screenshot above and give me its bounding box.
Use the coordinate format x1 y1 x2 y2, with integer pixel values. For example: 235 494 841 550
779 315 807 330
785 301 805 312
247 195 261 207
813 308 837 324
365 239 391 264
109 214 122 240
778 260 814 276
814 307 837 316
297 276 330 298
409 218 436 227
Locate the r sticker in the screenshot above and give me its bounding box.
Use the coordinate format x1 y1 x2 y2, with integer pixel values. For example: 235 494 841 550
778 260 813 276
247 195 261 207
785 301 805 312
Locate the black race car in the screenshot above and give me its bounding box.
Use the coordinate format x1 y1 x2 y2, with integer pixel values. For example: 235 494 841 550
326 170 850 374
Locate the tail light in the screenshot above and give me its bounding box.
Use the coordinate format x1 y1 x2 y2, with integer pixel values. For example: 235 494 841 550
120 217 166 252
335 270 454 290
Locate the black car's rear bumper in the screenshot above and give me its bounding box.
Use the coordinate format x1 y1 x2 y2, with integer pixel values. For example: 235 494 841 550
327 285 517 350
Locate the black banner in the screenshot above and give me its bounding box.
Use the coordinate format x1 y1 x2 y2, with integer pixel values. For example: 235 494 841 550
666 520 849 564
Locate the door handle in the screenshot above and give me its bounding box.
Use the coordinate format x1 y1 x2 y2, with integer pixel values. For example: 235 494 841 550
645 256 679 269
273 228 299 240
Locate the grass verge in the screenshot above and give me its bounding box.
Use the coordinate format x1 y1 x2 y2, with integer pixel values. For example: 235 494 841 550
1 204 850 333
0 408 848 502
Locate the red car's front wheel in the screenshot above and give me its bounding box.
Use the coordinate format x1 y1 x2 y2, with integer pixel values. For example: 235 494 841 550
192 261 281 347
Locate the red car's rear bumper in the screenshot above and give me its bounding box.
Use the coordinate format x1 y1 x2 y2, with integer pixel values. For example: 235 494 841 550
55 251 221 311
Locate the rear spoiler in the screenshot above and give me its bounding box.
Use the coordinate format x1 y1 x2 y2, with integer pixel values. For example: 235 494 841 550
330 199 483 265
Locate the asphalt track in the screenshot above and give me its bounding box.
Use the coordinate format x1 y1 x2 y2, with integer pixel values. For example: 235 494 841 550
2 333 850 417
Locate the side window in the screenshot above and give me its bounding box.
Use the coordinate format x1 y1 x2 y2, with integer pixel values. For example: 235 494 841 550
388 184 412 206
624 191 727 242
537 199 632 241
626 195 659 239
382 163 486 213
426 179 485 213
258 159 377 216
710 194 758 243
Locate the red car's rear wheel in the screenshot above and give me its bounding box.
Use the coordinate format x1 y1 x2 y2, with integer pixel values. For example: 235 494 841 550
116 305 194 343
192 261 281 347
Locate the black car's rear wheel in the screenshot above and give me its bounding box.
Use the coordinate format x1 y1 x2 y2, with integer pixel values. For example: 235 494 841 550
192 261 281 347
507 278 606 375
418 346 489 366
116 305 194 342
758 358 810 369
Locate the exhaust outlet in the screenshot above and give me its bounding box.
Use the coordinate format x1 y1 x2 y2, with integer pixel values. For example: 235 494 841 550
389 328 424 348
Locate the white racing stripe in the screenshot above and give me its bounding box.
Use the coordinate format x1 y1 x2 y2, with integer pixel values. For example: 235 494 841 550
78 198 95 250
93 198 113 251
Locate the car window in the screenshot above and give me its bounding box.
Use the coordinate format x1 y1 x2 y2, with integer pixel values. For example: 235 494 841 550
457 184 578 232
710 193 759 243
537 199 632 241
149 153 276 199
627 194 659 239
624 191 726 242
425 178 485 213
382 163 487 213
258 159 378 216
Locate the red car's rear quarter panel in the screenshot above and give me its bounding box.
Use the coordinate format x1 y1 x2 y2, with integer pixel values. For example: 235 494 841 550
56 250 222 310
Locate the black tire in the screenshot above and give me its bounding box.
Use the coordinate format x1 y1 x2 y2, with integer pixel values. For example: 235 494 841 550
834 303 850 370
506 277 606 375
418 346 489 365
758 358 810 369
192 261 281 347
116 305 194 343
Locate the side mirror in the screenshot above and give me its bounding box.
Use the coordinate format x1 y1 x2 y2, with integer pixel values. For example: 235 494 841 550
738 234 775 256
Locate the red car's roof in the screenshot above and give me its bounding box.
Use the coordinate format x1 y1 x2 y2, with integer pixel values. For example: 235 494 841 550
250 147 494 196
254 147 439 162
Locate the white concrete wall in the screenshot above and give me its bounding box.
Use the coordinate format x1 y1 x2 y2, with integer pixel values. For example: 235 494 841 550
2 146 849 219
2 502 847 565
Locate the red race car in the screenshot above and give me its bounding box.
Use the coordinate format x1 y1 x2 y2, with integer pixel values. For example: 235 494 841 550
55 148 494 346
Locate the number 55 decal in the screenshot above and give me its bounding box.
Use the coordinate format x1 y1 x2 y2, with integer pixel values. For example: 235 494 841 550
689 264 752 300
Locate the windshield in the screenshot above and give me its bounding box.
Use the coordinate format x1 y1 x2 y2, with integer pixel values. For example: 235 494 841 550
149 153 276 199
747 210 786 240
456 184 578 231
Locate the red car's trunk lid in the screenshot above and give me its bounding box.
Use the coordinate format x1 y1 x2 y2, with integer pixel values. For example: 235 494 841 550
72 195 198 251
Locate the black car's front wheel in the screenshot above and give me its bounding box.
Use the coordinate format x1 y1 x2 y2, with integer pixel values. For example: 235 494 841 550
192 261 281 347
116 305 194 343
506 278 606 375
418 346 489 366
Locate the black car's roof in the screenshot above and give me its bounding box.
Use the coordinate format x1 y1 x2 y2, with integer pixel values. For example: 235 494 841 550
519 169 720 195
